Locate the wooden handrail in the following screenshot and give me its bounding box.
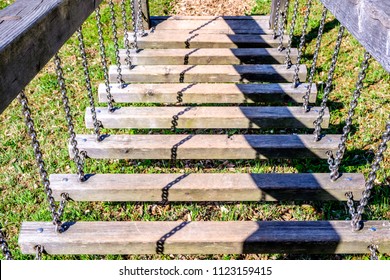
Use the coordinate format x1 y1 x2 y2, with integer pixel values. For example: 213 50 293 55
0 0 103 114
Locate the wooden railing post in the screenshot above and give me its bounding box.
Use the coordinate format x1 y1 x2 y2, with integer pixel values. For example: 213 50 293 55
269 0 288 29
133 0 151 30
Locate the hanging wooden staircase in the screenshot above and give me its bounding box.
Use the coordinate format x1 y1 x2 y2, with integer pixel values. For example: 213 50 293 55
18 14 390 256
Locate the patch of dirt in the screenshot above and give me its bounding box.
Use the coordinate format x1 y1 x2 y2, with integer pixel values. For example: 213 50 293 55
172 0 255 16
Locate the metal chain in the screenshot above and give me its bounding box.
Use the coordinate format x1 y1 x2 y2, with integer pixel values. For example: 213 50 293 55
278 0 290 52
285 0 299 68
136 0 145 36
18 91 68 233
292 0 313 88
313 25 345 141
347 117 390 231
273 0 281 39
35 245 43 260
0 228 13 260
95 6 115 112
369 244 379 260
77 27 102 142
130 0 138 50
303 6 328 112
54 54 86 182
328 52 371 181
121 0 133 68
108 0 125 88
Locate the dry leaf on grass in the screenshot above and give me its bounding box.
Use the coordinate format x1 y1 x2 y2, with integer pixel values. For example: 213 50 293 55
172 0 255 16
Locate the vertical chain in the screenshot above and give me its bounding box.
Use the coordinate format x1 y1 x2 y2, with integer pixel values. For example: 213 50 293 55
130 0 138 50
137 0 145 36
278 0 290 51
292 0 313 88
54 54 86 183
18 91 68 232
35 245 43 260
0 228 13 260
108 0 125 87
347 117 390 231
121 0 133 68
273 0 281 39
303 6 328 112
328 52 371 181
285 0 299 68
368 244 379 260
77 27 102 142
95 6 115 112
313 25 345 141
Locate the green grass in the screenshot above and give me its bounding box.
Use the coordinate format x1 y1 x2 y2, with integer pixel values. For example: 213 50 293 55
0 0 389 260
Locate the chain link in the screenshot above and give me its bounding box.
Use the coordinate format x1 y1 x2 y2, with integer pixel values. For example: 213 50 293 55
121 0 133 68
95 6 115 112
328 52 371 180
273 0 281 39
130 0 138 50
77 27 103 142
18 91 68 232
35 245 43 260
136 0 145 36
368 244 379 260
278 0 290 52
292 0 312 88
313 25 345 141
0 228 13 260
285 0 299 68
303 6 328 112
54 54 86 183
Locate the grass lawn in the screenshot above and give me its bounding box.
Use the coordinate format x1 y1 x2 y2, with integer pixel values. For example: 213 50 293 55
0 0 389 260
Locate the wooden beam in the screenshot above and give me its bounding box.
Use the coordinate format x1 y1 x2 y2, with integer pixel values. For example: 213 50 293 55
19 221 390 255
150 16 270 21
86 106 329 129
0 0 103 114
50 173 365 202
319 0 390 72
71 134 340 160
132 0 151 30
98 83 318 104
270 0 289 29
109 64 307 83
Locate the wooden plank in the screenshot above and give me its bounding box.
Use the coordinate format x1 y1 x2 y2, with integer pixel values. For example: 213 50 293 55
71 134 340 160
19 221 390 255
126 32 287 48
109 64 307 83
270 0 288 29
320 0 390 72
150 16 270 21
50 173 365 202
150 19 273 34
0 0 103 114
86 106 329 129
132 0 151 30
98 83 318 104
121 48 298 65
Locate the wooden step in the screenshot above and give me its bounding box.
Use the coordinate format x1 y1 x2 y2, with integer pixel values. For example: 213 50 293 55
86 106 328 129
150 16 270 21
109 65 306 83
127 32 287 48
121 48 297 65
150 18 273 34
19 221 390 255
71 134 340 160
98 83 317 104
50 173 365 202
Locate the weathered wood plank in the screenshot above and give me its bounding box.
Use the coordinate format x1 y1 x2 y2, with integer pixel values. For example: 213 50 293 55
86 106 328 129
71 134 340 160
126 32 287 48
320 0 390 72
132 0 151 30
150 16 270 21
19 221 390 255
0 0 103 114
109 64 307 83
50 173 365 202
270 0 289 29
121 48 298 65
150 19 273 34
98 83 317 104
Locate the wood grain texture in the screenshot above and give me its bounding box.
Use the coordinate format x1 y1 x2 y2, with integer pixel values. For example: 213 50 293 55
121 48 298 65
109 64 307 83
0 0 103 114
126 32 287 48
86 106 329 129
320 0 390 72
150 19 273 34
19 221 390 255
150 16 270 21
50 173 365 202
98 83 318 104
71 134 340 160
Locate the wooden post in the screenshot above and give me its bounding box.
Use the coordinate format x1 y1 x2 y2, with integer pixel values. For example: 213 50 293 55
133 0 151 30
269 0 288 29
